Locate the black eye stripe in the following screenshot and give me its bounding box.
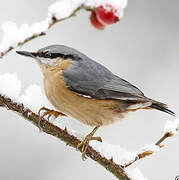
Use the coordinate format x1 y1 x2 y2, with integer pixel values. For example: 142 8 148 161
51 53 75 59
37 52 79 60
37 52 43 57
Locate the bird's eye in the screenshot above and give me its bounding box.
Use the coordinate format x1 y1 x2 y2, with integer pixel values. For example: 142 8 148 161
44 51 51 58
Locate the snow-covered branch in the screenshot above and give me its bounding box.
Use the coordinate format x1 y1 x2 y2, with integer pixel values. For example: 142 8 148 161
0 0 127 57
0 93 130 180
0 72 177 180
0 1 82 57
0 72 147 180
123 119 179 168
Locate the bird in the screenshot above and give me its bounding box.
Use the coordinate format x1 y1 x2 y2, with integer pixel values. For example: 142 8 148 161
16 45 175 158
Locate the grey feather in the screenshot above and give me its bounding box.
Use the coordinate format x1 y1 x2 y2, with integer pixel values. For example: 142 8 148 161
63 57 175 116
63 57 112 96
62 47 145 101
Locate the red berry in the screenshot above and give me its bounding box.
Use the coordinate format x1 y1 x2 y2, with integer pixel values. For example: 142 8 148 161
96 5 118 25
90 10 105 30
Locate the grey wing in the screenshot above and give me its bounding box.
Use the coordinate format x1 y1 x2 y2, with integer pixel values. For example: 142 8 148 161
62 58 113 96
63 59 146 101
94 75 146 101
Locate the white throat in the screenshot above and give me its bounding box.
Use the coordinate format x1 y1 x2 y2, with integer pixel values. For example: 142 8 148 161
35 57 63 69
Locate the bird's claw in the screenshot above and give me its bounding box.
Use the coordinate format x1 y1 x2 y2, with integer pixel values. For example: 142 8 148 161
77 134 102 159
38 107 65 132
38 107 62 120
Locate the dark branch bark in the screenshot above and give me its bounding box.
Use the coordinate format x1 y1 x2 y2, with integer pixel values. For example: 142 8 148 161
0 94 130 180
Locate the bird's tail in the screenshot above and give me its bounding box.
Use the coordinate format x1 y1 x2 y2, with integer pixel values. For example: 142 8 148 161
149 100 175 116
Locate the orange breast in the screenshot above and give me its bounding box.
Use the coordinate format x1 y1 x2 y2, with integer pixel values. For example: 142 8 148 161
42 61 127 126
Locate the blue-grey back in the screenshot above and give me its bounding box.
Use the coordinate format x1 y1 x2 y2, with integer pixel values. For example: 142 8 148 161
62 47 145 100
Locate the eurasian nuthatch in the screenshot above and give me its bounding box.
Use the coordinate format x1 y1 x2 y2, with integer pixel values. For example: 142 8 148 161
16 45 175 157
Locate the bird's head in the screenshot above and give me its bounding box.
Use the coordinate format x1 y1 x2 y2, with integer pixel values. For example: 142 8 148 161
16 45 83 69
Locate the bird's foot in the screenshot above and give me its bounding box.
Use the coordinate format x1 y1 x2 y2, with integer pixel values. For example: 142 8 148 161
77 135 102 159
77 126 102 159
38 107 66 132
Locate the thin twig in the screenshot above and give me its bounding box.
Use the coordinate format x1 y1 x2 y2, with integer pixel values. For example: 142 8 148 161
0 94 130 180
0 5 90 57
155 132 173 145
123 131 176 168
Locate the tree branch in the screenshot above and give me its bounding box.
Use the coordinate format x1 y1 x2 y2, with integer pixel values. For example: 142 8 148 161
123 130 177 168
0 94 130 180
0 0 127 57
0 6 84 57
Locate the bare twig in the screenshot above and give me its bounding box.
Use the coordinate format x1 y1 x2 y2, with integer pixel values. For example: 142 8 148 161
155 132 174 145
0 94 130 180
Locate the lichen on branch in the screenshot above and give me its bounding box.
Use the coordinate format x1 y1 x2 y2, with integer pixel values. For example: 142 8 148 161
0 94 130 180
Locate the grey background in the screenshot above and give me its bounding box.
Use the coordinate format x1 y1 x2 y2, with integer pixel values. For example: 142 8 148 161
0 0 178 179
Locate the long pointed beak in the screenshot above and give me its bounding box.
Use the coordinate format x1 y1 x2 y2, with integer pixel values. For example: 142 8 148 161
16 51 37 58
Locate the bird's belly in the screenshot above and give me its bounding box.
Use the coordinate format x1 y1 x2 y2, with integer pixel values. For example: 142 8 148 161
43 71 125 127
